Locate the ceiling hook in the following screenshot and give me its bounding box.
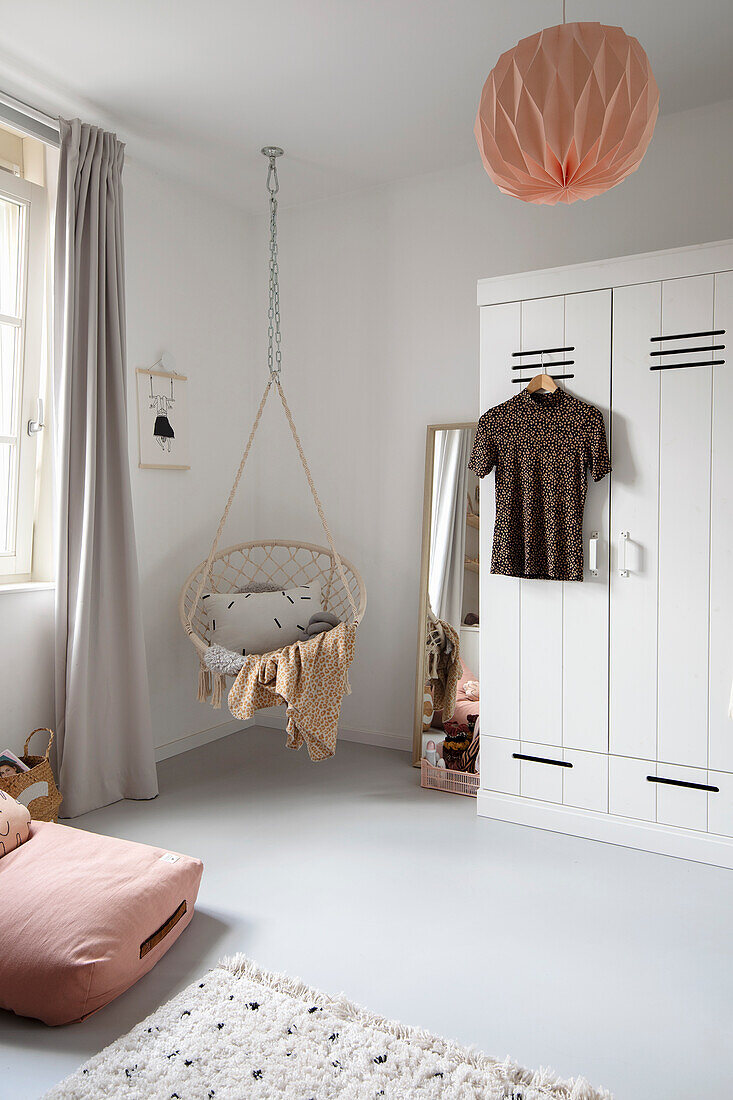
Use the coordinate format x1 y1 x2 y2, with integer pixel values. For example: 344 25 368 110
262 146 284 195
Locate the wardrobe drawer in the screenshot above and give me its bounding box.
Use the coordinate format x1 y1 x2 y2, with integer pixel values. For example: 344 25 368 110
609 756 656 821
562 749 608 813
516 742 565 804
652 764 711 833
479 737 520 796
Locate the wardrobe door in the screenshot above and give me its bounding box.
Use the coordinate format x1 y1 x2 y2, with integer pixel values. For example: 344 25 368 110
611 275 718 770
479 291 611 753
517 296 566 749
479 301 521 742
708 271 733 773
561 291 611 754
609 282 662 760
519 292 611 753
656 276 714 769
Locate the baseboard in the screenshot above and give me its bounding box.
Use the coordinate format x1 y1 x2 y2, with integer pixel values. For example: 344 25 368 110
155 718 253 762
253 711 411 753
477 789 733 870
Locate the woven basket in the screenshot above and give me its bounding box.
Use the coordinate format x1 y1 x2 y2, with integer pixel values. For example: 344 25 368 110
421 758 479 798
0 728 62 822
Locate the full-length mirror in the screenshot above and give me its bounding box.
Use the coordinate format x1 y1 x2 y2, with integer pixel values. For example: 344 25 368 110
413 423 479 767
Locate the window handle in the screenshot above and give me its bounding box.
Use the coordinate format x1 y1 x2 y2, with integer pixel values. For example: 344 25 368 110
589 532 599 576
618 530 629 577
27 398 44 436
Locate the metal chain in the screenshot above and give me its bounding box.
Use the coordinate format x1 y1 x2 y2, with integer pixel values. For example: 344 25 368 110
266 154 282 382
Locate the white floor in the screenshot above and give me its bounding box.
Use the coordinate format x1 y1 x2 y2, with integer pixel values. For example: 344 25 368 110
2 727 733 1099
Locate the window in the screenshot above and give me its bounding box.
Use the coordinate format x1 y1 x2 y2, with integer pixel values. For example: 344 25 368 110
0 164 47 580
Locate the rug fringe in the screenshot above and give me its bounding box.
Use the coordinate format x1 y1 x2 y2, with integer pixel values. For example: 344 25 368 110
218 954 612 1100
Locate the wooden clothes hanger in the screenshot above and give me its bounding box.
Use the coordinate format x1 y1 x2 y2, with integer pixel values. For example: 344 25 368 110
525 350 558 394
525 372 558 393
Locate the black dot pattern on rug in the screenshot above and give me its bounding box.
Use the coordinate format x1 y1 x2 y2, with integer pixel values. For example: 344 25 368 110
329 1032 339 1041
217 1022 225 1029
248 1001 260 1010
252 1069 263 1079
373 1054 388 1064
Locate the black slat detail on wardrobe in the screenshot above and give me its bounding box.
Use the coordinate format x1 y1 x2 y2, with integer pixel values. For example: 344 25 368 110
512 753 572 768
512 374 575 384
650 344 725 356
646 775 719 793
649 360 724 372
511 360 574 370
649 329 725 342
512 346 574 357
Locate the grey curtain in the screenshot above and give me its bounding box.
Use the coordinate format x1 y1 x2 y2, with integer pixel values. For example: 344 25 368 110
428 428 471 633
53 118 158 817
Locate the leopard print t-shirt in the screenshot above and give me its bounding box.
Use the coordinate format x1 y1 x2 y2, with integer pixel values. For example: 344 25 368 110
469 388 610 581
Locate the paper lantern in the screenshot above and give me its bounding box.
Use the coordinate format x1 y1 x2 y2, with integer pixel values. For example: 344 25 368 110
475 22 659 204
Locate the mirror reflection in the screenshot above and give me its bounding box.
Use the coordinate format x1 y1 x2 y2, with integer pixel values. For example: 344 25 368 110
414 423 479 776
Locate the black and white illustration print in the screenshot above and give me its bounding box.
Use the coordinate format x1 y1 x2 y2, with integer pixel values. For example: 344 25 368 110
137 365 190 470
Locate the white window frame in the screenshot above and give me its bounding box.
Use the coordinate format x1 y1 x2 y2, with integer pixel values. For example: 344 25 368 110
0 171 47 580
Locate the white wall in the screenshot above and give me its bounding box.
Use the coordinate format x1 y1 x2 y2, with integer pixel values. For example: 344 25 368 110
2 159 255 758
1 588 54 748
123 161 256 754
247 97 733 749
4 96 733 760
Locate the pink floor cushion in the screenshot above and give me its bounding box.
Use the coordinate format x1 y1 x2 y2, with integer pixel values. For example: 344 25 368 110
0 821 203 1026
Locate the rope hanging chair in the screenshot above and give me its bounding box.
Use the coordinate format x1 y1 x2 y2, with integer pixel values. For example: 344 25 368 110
179 148 366 708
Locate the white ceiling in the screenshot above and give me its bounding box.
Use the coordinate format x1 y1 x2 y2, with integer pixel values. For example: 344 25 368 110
1 0 732 212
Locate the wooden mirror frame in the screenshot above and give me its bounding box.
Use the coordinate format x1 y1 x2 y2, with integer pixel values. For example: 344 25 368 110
412 421 478 766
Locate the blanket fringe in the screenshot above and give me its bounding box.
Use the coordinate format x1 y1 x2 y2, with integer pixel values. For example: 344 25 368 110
211 672 224 709
197 661 212 703
218 954 611 1100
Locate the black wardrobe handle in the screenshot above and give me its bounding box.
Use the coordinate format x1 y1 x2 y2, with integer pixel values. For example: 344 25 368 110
513 753 572 768
646 775 719 793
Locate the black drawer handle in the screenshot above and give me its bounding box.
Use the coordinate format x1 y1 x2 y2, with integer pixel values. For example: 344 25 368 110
646 775 719 793
513 753 572 768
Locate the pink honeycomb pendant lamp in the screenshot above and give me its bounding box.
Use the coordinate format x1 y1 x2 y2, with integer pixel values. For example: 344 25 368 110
475 20 660 204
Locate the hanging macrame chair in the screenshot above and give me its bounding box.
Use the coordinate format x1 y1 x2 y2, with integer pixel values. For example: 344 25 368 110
179 148 366 707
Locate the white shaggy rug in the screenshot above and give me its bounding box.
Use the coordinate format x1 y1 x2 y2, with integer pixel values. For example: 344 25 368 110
45 956 611 1100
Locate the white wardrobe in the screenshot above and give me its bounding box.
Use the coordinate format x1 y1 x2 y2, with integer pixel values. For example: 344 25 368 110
476 240 733 867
